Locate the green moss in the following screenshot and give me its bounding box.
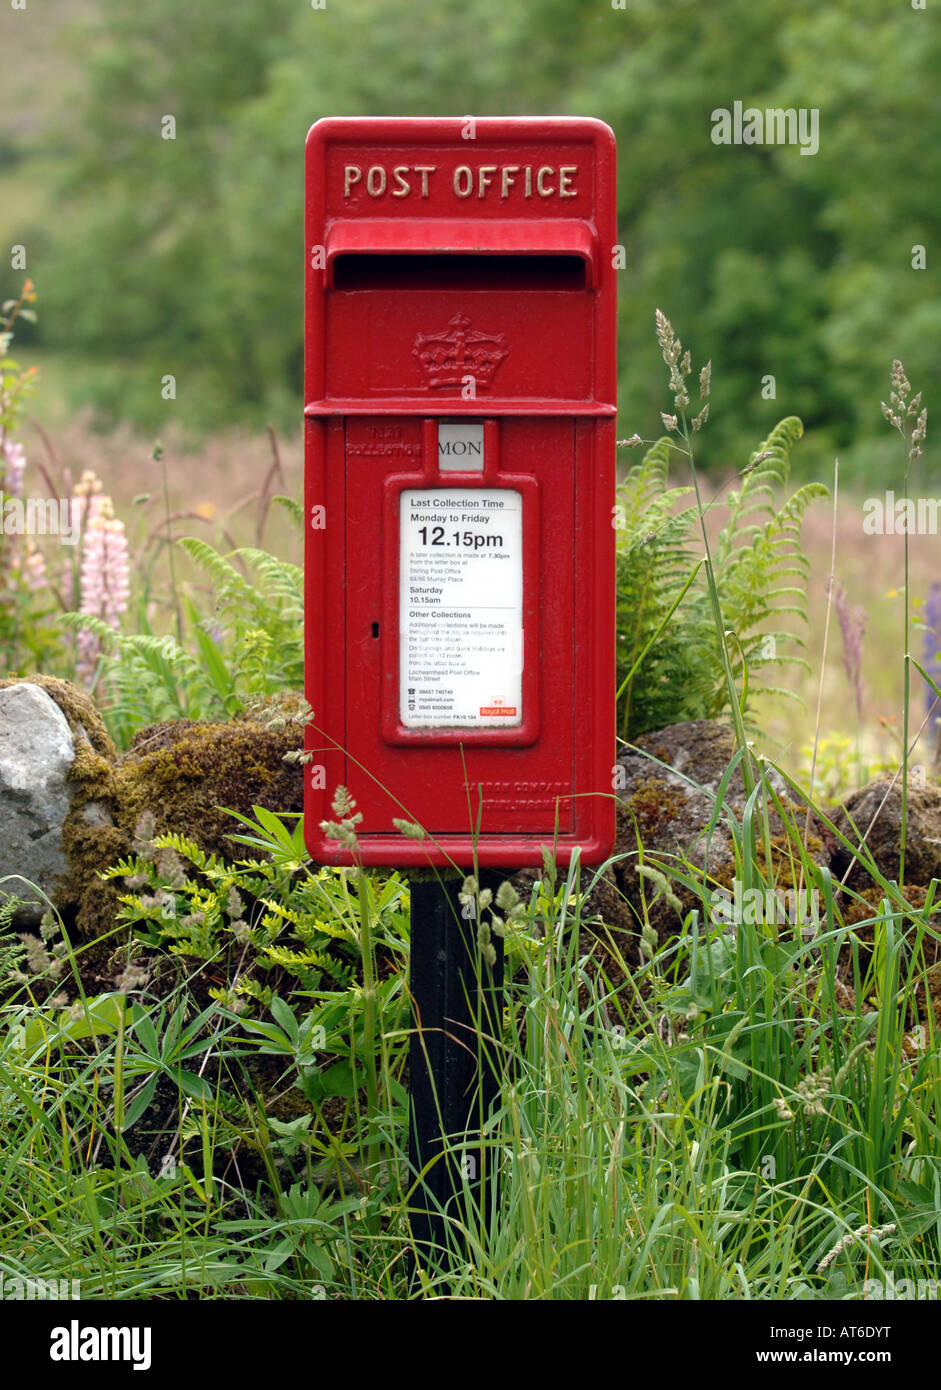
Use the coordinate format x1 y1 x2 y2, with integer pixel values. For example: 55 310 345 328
20 688 309 948
623 776 688 833
113 718 304 859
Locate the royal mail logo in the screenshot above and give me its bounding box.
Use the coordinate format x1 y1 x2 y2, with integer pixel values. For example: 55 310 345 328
480 705 517 717
413 314 508 390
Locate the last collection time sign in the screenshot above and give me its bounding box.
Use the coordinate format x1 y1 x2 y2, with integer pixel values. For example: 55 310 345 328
399 488 523 727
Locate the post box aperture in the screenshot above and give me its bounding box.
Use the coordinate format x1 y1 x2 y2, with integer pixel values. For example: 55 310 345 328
305 117 616 867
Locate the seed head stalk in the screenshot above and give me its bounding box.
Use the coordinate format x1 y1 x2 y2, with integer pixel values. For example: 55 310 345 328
654 310 755 801
881 361 927 888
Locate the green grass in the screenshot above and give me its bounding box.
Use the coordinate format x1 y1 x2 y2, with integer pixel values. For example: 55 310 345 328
2 794 940 1300
1 319 938 1299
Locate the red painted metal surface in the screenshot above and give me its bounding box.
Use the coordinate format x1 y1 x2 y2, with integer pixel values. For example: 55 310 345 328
304 116 617 867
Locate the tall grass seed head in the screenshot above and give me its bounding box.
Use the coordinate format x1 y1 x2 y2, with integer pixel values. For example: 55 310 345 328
330 785 360 820
495 879 519 912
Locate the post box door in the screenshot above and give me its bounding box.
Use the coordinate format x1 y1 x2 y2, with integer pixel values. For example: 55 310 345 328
344 415 576 838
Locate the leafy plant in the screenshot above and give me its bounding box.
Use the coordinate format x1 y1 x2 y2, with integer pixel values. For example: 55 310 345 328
59 502 304 744
0 281 63 676
100 812 407 1009
616 413 827 740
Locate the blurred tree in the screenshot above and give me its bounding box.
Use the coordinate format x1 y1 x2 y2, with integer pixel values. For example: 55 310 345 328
30 0 940 479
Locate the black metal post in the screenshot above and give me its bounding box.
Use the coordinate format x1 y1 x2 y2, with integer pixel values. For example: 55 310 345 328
408 872 505 1278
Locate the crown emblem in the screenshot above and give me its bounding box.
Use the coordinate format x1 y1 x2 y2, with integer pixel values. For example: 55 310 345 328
413 314 508 390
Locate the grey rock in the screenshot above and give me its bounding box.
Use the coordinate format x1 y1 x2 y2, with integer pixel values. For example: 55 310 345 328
81 801 115 830
831 779 941 892
0 682 75 921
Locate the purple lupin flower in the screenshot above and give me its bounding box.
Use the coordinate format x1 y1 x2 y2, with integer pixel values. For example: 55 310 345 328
922 583 941 720
2 440 26 495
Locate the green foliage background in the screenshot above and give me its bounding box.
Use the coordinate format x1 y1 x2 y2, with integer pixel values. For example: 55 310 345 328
1 0 938 477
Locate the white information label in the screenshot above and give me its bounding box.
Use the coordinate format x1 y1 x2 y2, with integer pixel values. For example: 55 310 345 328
400 488 523 727
438 422 485 471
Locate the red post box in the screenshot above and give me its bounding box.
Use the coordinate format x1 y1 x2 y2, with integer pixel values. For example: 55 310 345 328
304 116 617 868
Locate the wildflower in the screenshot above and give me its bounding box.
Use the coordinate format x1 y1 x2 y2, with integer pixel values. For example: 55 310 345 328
230 918 252 944
773 1096 795 1124
2 439 26 494
226 885 245 919
76 495 130 686
617 433 644 448
73 469 103 499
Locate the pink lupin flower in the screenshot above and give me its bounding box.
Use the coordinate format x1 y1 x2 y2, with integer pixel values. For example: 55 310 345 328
1 439 26 495
76 494 130 685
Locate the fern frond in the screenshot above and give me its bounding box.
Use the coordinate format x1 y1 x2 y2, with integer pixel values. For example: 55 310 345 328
271 495 304 527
